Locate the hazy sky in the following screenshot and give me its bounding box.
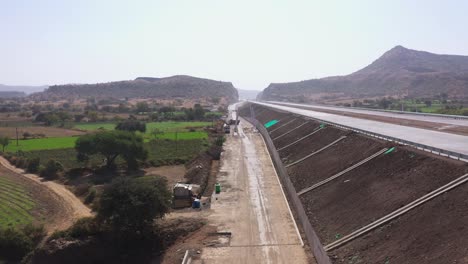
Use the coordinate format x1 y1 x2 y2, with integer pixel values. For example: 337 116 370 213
2 0 468 90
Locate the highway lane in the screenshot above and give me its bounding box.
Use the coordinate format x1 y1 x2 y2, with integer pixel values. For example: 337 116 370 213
268 101 468 127
253 101 468 156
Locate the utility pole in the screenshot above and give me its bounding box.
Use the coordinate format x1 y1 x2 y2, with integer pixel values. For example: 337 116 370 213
175 129 178 156
16 127 19 146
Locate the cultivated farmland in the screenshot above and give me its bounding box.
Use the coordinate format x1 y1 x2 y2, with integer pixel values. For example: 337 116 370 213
0 175 35 228
74 121 212 132
5 137 78 152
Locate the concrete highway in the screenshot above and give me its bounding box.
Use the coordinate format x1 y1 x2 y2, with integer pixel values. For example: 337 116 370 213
253 101 468 157
268 101 468 127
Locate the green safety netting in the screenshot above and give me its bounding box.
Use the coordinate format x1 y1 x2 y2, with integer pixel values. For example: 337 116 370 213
264 120 279 128
384 147 395 155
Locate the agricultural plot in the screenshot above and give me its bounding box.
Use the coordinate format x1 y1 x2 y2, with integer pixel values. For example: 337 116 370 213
148 131 208 140
74 121 212 132
0 126 84 138
0 176 35 228
5 137 78 152
22 138 208 170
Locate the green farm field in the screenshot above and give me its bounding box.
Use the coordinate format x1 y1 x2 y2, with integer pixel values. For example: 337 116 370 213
4 122 211 152
0 176 35 228
5 137 78 152
22 138 208 170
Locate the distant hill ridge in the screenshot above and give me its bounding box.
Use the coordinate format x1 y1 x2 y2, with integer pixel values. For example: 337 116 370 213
32 75 238 103
0 91 26 98
259 46 468 101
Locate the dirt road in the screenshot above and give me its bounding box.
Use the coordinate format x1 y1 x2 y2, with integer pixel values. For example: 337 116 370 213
0 156 92 231
199 116 311 263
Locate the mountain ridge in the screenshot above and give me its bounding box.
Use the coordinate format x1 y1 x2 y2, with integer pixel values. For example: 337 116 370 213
259 46 468 101
31 75 239 103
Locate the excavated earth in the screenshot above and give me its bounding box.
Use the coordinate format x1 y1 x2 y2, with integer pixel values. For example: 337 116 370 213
242 103 468 264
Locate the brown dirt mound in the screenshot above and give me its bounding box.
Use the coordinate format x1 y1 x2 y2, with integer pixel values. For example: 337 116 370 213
330 182 468 264
287 133 386 191
184 153 212 195
279 127 349 165
253 106 292 127
0 126 85 138
269 118 307 139
273 121 321 149
300 146 468 244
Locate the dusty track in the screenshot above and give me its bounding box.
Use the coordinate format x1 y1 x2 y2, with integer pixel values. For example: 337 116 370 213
198 115 311 264
0 156 91 232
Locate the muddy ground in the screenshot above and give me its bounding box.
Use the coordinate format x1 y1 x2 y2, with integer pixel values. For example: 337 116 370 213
330 182 468 264
301 146 468 244
273 121 321 149
287 133 386 191
269 118 306 139
279 127 349 165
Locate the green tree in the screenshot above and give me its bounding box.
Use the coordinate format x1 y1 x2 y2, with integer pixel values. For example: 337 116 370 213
97 176 171 234
135 102 150 113
40 159 64 179
0 136 9 152
193 104 205 120
26 158 40 173
75 131 147 170
115 120 146 133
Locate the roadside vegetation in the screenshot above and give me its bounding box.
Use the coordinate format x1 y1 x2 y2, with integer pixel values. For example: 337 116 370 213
0 96 228 262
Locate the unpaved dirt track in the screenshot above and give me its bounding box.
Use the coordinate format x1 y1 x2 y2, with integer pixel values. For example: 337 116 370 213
199 113 311 263
0 156 92 231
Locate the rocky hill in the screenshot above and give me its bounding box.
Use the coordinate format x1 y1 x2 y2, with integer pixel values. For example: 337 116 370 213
259 46 468 102
32 75 238 103
0 84 47 94
0 91 26 98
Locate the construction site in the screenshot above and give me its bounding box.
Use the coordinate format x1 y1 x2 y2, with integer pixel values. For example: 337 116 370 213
237 102 468 264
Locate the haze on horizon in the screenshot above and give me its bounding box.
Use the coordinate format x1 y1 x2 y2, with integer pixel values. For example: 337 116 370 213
2 0 468 91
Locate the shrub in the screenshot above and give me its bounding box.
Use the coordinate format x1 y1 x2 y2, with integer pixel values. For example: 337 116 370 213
21 224 46 244
97 176 171 234
214 136 225 147
40 159 64 179
0 225 44 261
84 187 97 204
26 157 40 173
69 217 100 238
15 157 27 169
74 183 91 196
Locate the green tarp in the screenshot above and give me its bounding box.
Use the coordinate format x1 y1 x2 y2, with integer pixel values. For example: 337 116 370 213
264 120 279 128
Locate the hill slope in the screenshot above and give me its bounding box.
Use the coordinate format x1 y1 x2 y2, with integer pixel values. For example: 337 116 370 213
32 75 238 103
259 46 468 102
0 84 47 95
